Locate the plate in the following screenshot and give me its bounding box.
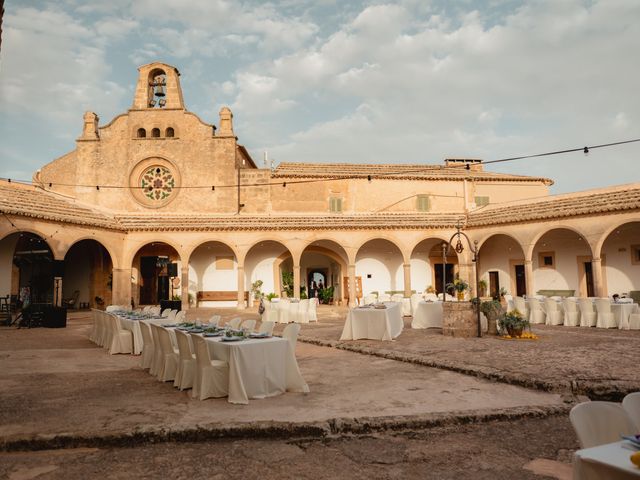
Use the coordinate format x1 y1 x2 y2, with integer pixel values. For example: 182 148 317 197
188 328 204 334
622 435 640 447
249 333 271 339
203 332 222 337
221 336 244 342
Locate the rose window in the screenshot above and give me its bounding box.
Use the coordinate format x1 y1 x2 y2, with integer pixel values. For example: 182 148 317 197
140 166 175 201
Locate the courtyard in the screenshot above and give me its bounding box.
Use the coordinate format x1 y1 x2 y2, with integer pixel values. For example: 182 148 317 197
1 306 638 479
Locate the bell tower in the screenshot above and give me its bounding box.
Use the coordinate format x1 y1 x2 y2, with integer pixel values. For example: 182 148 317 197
131 62 185 110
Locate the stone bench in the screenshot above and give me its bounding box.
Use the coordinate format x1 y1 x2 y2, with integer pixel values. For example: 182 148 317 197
196 291 248 306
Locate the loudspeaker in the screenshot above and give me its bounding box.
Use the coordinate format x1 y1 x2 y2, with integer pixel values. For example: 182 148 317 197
53 260 65 277
167 262 178 277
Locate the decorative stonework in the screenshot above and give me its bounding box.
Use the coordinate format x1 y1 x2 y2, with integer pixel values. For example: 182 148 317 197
442 302 479 338
129 157 181 208
140 166 175 201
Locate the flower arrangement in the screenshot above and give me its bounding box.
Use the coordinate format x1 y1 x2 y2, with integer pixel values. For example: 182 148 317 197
498 309 533 339
445 276 469 293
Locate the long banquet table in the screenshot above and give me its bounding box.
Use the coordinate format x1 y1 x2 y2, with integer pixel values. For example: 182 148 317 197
612 303 639 330
340 302 403 341
573 440 640 479
411 301 443 329
204 335 309 404
118 314 174 355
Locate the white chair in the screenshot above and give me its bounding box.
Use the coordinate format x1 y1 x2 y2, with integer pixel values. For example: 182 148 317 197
208 314 221 327
106 305 120 313
562 298 580 327
289 301 300 324
578 298 597 327
173 329 196 390
282 323 301 351
108 315 133 355
240 319 256 332
227 317 242 329
594 298 616 328
424 293 438 302
628 312 640 330
569 401 636 448
307 298 318 322
622 392 640 431
149 324 163 376
262 300 280 323
258 320 275 335
528 298 546 324
161 308 172 317
167 309 178 322
410 294 422 316
363 293 377 305
191 335 229 401
155 326 179 382
297 299 310 323
139 321 155 370
543 298 563 325
513 296 528 319
94 311 106 346
378 293 391 303
278 298 291 324
174 310 186 323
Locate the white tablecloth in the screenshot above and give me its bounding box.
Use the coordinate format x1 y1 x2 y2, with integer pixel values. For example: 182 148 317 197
412 301 443 329
612 303 639 330
573 441 640 479
269 300 310 324
340 302 403 341
205 336 309 404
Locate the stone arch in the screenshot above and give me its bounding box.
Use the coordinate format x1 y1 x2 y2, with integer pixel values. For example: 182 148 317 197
244 240 293 298
62 236 119 269
597 220 640 298
355 235 406 263
594 216 640 257
151 127 161 138
526 225 592 260
63 238 114 309
477 233 527 297
136 127 146 138
165 127 175 138
187 240 240 307
410 237 461 295
300 240 349 303
129 240 182 306
356 238 405 296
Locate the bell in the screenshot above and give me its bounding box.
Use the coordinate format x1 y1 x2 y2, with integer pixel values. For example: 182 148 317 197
154 85 165 97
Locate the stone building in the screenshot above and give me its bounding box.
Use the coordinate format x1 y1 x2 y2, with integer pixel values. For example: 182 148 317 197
0 62 638 312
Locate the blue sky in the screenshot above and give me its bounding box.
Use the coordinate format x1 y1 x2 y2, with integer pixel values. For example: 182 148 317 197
0 0 638 194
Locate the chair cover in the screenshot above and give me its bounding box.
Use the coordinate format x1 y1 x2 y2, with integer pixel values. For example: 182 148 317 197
174 311 186 323
570 401 636 448
282 323 301 350
513 296 529 319
378 293 391 302
528 298 546 324
240 319 256 332
622 392 640 431
543 298 563 325
208 314 222 327
363 293 377 305
173 329 195 390
297 299 310 323
258 320 275 335
577 298 597 327
390 293 403 303
594 298 615 328
139 321 155 370
149 324 163 376
410 294 422 316
227 317 242 329
108 315 133 355
155 326 179 382
629 313 640 330
191 335 229 400
307 298 318 322
562 298 580 327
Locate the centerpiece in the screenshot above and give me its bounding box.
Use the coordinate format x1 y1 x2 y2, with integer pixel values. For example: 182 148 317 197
498 309 530 338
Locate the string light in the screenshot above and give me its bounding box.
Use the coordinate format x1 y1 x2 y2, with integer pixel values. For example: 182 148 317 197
0 137 638 192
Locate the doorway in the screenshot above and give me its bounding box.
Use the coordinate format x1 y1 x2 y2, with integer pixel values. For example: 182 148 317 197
307 269 327 299
583 262 594 297
514 264 526 296
434 263 454 294
489 271 500 298
140 256 171 304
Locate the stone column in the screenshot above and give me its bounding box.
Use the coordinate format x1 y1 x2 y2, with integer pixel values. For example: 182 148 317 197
524 259 534 297
293 264 301 300
348 264 356 308
181 265 189 311
237 265 246 309
403 263 411 297
592 257 604 297
53 277 62 307
112 268 132 307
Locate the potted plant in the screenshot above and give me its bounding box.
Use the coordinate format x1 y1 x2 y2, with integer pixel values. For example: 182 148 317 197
318 286 334 304
281 271 294 298
250 280 264 305
498 308 529 338
266 292 278 302
446 276 470 301
478 279 488 298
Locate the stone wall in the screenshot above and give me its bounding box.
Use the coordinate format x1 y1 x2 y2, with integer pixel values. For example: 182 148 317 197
442 302 480 338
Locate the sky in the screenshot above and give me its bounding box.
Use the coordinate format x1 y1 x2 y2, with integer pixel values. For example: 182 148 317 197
0 0 638 194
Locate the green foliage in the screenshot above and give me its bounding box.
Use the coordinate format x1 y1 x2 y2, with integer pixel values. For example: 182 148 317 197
250 280 264 300
446 275 469 293
281 271 294 297
480 300 504 320
299 286 308 299
498 308 529 331
318 286 334 304
266 292 279 301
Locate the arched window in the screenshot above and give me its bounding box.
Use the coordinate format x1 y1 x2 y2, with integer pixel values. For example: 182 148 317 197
151 128 160 138
137 128 146 138
166 127 175 138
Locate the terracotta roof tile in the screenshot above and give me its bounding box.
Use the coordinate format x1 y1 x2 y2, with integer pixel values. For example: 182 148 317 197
115 213 465 231
273 162 554 184
0 181 123 230
467 185 640 227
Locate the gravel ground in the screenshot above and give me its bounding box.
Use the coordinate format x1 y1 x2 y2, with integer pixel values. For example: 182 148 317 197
0 415 577 480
